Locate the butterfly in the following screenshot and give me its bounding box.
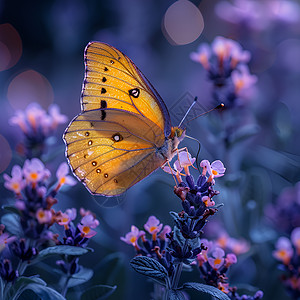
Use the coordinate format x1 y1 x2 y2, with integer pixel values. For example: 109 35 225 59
63 42 185 197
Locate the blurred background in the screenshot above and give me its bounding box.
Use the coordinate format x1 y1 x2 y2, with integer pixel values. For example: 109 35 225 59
1 0 300 299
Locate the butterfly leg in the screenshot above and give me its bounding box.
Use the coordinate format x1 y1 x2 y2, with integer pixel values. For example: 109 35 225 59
161 160 180 187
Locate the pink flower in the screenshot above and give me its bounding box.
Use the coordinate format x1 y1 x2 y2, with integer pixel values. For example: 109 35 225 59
230 43 251 68
144 216 163 236
197 239 214 266
9 111 28 133
225 253 237 267
202 196 215 207
190 43 211 69
231 64 257 96
9 102 67 137
216 232 229 249
162 165 179 175
57 212 72 228
55 162 77 190
174 151 196 176
291 227 300 254
227 238 250 255
65 208 77 221
273 237 293 265
0 232 16 252
158 225 172 240
200 159 226 178
212 36 233 62
3 165 26 195
23 158 50 184
36 208 52 224
210 160 226 177
208 247 225 270
80 214 99 229
175 151 196 168
48 104 67 130
218 282 230 294
78 214 99 238
121 225 145 247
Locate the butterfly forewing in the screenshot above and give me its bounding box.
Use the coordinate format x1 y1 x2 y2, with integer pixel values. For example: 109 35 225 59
82 42 170 135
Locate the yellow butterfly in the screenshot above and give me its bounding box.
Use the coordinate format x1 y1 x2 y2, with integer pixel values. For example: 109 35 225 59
63 42 185 196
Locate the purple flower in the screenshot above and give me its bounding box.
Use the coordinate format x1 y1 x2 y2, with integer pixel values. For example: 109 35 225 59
211 36 233 62
36 209 52 224
120 225 145 247
291 227 300 254
231 64 257 96
144 216 163 236
0 232 16 252
48 104 68 130
3 165 26 195
55 162 77 191
23 158 50 184
225 253 237 267
78 214 99 238
208 247 225 270
190 43 211 69
200 159 226 178
158 225 172 240
273 237 293 265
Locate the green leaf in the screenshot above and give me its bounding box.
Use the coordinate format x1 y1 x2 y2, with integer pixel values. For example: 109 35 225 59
17 284 66 300
80 285 117 300
1 214 23 236
130 256 168 281
167 289 186 300
2 205 21 215
182 282 230 300
38 245 89 258
169 212 181 224
68 267 94 288
174 227 185 248
13 276 46 291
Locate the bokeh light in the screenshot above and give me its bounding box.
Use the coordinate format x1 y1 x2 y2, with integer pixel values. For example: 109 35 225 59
7 70 54 110
276 39 300 72
163 0 204 45
0 134 12 173
0 23 22 71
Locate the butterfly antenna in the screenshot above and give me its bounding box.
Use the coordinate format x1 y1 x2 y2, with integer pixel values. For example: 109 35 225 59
178 97 198 128
186 103 225 124
185 134 202 173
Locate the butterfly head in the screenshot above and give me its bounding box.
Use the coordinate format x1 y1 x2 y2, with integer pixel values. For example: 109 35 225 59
169 126 186 148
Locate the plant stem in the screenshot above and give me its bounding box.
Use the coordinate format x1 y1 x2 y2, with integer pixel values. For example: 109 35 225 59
61 275 71 297
170 219 196 289
171 240 188 289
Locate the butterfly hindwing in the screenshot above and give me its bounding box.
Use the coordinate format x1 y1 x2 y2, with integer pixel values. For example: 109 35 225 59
64 109 166 196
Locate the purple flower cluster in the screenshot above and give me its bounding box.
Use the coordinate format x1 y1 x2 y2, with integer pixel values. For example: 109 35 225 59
166 153 226 234
215 0 300 30
9 102 67 158
197 239 263 299
55 208 99 276
265 182 300 234
1 158 100 288
191 36 257 107
3 159 76 241
273 227 300 299
121 216 176 276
